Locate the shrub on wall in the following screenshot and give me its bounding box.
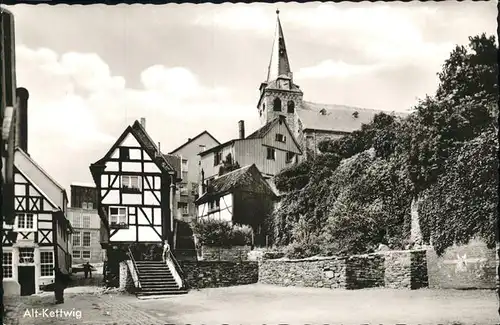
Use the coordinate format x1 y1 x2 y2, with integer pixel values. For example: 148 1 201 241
192 219 253 247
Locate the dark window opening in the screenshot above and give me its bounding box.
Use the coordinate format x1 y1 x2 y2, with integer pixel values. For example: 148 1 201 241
214 151 223 166
119 147 130 160
287 101 295 113
273 98 282 112
266 148 276 160
286 152 295 163
275 134 286 143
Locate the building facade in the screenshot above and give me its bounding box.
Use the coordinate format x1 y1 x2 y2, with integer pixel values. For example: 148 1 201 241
257 11 407 158
68 183 102 265
195 164 277 246
2 148 72 296
199 117 302 183
89 118 181 285
168 131 220 222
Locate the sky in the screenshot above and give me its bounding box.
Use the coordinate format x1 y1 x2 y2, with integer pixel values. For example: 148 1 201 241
4 1 497 193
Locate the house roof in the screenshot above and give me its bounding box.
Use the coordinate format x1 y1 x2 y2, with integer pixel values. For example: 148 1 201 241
199 139 237 157
91 120 181 181
15 148 68 205
299 101 409 133
168 131 220 154
195 164 277 204
163 154 181 178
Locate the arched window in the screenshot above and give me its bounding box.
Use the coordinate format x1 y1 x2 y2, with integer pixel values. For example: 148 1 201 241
273 97 282 112
287 101 295 113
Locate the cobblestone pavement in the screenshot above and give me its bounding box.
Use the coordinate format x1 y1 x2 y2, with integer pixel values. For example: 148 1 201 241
3 290 168 325
4 284 499 325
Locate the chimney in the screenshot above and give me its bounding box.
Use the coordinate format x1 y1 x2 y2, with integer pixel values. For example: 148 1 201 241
238 120 245 139
140 117 146 129
15 87 29 153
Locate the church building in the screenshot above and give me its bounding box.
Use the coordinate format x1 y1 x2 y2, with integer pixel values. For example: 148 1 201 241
257 10 406 158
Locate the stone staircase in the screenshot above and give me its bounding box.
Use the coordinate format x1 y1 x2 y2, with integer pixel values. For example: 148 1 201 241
134 261 187 298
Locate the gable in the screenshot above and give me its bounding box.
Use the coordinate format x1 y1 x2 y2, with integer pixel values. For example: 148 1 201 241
169 131 220 155
14 150 64 210
14 167 58 212
261 118 301 154
92 121 177 177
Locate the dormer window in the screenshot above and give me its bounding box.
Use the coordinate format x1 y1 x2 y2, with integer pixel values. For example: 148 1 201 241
319 108 327 115
352 111 359 118
275 133 286 143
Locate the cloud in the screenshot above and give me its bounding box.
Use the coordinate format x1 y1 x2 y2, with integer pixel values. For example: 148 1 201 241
296 60 384 80
15 44 259 189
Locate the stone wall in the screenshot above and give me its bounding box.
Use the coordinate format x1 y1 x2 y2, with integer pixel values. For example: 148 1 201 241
201 245 251 262
259 250 429 290
259 257 347 288
346 254 385 289
426 239 497 289
180 261 258 289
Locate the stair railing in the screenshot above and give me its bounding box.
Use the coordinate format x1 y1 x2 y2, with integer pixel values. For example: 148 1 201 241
167 250 188 289
127 247 141 289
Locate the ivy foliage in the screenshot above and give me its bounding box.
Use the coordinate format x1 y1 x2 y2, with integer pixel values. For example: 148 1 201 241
271 34 498 258
191 218 252 247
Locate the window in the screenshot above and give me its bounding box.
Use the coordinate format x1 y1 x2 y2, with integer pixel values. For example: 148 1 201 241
214 151 223 166
82 214 91 228
83 232 91 247
286 152 296 163
287 101 295 113
273 97 282 112
275 133 286 143
73 232 81 246
208 199 220 212
87 202 93 210
182 171 188 182
109 207 128 228
82 202 88 209
178 202 188 215
19 248 34 264
3 252 13 278
40 251 54 277
121 176 141 193
199 144 206 153
182 159 188 170
266 148 276 160
72 213 82 228
119 147 130 160
73 250 81 259
16 213 35 230
82 251 91 260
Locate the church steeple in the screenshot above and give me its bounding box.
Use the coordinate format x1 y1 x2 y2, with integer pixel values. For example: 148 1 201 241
267 9 292 82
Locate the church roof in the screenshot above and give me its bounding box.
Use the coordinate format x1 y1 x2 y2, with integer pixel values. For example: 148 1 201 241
298 101 409 133
267 10 292 82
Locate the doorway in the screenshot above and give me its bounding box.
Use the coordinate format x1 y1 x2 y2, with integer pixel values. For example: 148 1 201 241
18 266 36 296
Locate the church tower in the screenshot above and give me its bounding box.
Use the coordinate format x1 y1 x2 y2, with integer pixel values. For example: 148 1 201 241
257 10 303 137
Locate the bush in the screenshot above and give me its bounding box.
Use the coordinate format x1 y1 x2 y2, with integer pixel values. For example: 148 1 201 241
192 219 253 247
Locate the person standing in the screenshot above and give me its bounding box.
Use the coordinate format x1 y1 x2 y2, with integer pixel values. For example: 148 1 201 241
162 240 170 262
83 262 92 279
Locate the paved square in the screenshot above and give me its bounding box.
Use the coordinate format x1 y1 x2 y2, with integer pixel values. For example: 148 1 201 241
3 284 498 325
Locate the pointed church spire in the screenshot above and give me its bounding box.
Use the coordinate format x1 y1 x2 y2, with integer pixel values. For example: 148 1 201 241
267 9 292 82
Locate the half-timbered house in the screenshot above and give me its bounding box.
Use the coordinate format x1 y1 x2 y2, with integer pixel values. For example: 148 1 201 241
2 148 72 296
89 118 187 294
195 164 277 246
